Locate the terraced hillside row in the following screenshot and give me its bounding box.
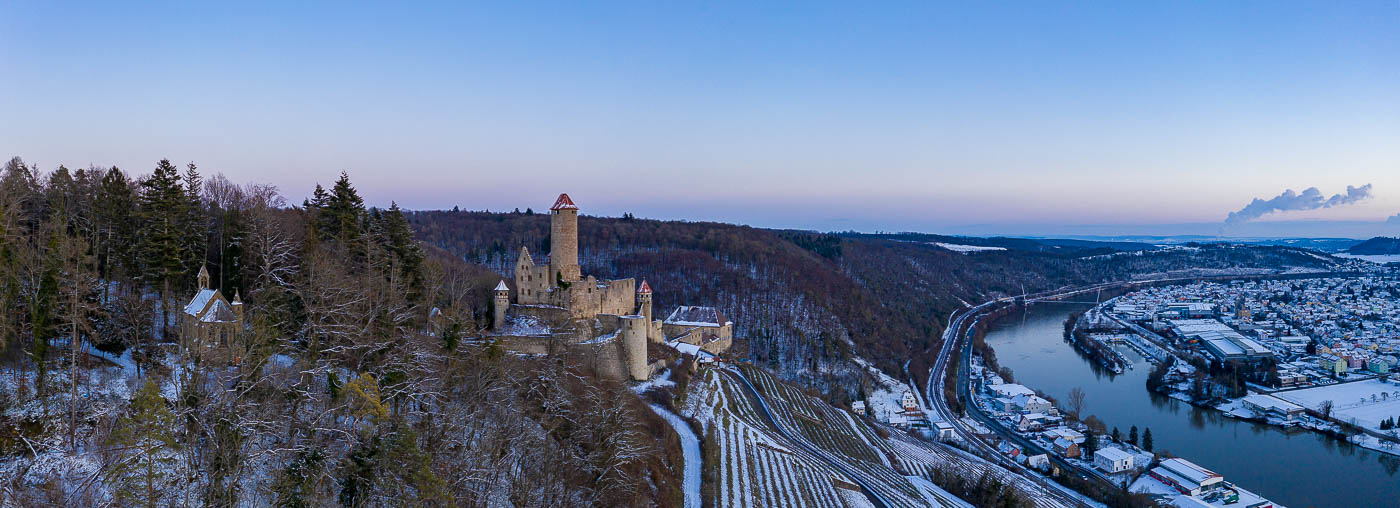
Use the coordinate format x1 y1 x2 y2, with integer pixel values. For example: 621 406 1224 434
685 368 855 507
682 365 1072 508
736 365 1073 508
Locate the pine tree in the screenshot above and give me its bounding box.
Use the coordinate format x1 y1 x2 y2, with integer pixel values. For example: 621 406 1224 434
1142 427 1154 452
181 162 207 287
1111 427 1120 442
320 171 364 244
377 202 425 303
108 380 180 508
1128 425 1138 447
95 167 139 283
138 159 189 340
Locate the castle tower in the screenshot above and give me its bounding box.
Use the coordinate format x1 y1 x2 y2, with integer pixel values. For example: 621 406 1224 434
493 280 511 329
515 247 535 302
621 315 649 381
637 280 653 323
198 264 211 290
549 193 581 283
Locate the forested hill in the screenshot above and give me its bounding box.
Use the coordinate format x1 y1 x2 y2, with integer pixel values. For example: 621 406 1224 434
410 210 1342 399
1349 236 1400 255
0 159 685 507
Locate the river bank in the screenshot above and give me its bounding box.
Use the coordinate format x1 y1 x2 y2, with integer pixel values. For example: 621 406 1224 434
982 302 1400 508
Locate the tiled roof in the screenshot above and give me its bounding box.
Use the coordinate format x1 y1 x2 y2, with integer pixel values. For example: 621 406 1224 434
551 193 578 210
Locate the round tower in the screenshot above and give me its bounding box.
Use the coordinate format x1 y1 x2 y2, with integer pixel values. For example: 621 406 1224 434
549 193 581 282
493 280 511 330
637 280 653 323
621 315 649 381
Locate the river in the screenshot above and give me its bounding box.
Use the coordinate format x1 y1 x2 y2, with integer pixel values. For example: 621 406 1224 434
982 302 1400 508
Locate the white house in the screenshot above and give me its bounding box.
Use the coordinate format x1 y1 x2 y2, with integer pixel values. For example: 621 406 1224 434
900 391 919 411
1093 447 1135 473
1012 394 1052 413
1018 413 1049 432
852 400 866 416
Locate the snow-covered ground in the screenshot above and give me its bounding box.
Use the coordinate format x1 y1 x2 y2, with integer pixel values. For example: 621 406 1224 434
631 368 676 394
1274 378 1400 431
933 242 1007 254
1334 253 1400 264
648 403 701 508
495 314 551 336
853 358 914 423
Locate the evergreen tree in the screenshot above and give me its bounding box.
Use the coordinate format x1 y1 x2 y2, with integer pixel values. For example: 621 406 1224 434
377 202 425 303
1142 427 1154 452
1128 425 1138 447
1082 432 1099 456
272 448 327 508
181 162 207 285
138 159 190 339
320 171 365 244
108 380 180 508
95 167 139 283
1111 427 1120 442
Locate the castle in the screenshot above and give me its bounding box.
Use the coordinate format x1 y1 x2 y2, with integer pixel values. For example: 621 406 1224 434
491 193 732 381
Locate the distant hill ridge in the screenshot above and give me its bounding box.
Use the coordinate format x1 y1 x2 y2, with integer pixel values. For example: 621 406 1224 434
1348 236 1400 255
409 208 1341 399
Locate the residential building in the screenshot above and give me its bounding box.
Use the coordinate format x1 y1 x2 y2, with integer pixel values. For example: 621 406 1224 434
1093 447 1134 473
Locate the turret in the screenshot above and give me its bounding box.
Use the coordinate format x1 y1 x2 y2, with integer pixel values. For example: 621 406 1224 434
549 193 581 283
493 280 510 330
231 290 244 323
637 280 653 323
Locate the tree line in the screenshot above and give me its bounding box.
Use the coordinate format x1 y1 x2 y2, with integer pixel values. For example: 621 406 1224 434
0 158 682 507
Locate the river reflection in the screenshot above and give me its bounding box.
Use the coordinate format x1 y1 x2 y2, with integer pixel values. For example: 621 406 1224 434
982 303 1400 508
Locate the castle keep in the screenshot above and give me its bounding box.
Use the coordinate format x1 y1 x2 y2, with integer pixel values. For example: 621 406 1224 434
491 193 732 381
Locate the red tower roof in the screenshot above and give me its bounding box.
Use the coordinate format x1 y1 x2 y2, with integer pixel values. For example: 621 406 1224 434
551 193 578 210
637 280 652 294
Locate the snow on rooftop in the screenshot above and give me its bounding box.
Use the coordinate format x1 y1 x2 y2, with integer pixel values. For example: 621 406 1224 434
551 193 578 210
1095 447 1134 461
665 306 727 327
184 289 217 316
495 280 510 291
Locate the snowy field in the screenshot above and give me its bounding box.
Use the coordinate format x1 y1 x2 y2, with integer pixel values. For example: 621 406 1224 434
933 242 1007 254
1274 379 1400 430
1334 253 1400 264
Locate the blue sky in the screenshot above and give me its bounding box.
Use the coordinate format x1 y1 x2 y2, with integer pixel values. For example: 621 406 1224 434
2 1 1397 237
